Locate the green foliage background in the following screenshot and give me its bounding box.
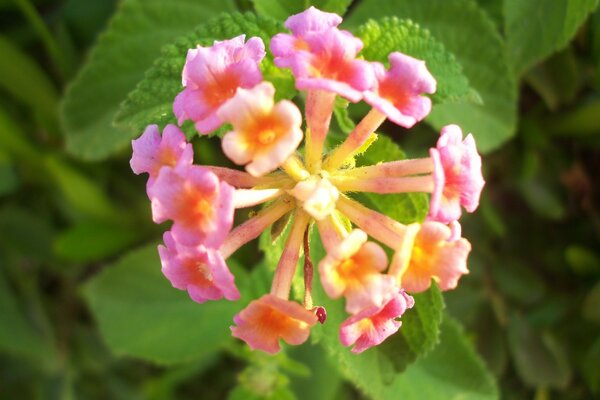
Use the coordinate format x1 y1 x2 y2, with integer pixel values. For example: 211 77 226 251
1 0 599 398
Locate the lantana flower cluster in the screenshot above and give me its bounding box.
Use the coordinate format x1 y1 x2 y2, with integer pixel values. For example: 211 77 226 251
131 7 484 355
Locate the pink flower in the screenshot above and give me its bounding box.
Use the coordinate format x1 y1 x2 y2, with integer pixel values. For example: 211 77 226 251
271 6 342 68
130 124 193 188
218 82 303 177
339 290 414 354
173 35 265 134
319 230 396 313
271 26 374 102
363 52 436 128
158 231 239 303
285 6 342 36
231 294 318 354
390 221 471 293
428 125 485 223
148 164 234 247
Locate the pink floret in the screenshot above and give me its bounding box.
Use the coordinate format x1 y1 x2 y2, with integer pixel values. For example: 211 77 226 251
173 35 266 134
158 231 239 303
428 125 485 223
285 6 342 35
363 52 436 128
231 294 318 354
148 164 234 248
339 290 414 354
271 27 374 102
130 124 193 189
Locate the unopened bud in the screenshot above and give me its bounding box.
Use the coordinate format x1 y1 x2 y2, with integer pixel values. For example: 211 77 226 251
313 306 327 324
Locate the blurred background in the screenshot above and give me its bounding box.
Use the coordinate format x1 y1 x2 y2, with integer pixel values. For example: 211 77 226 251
0 0 599 399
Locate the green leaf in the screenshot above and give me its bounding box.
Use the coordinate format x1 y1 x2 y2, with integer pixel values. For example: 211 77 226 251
54 220 141 263
295 229 495 399
0 269 55 363
377 283 444 374
524 48 582 110
82 244 242 364
565 245 600 275
114 12 295 138
346 0 518 154
252 0 353 21
0 153 19 196
583 336 600 394
0 35 58 120
504 0 599 76
357 17 474 104
507 314 572 389
316 302 497 398
43 155 119 221
0 102 40 164
583 281 600 324
355 135 429 224
60 0 236 160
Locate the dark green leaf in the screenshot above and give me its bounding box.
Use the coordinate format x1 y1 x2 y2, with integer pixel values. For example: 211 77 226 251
583 282 600 324
0 35 58 120
114 12 295 139
504 0 599 75
60 0 236 160
508 314 572 389
377 283 444 374
0 269 55 363
252 0 353 21
347 0 518 154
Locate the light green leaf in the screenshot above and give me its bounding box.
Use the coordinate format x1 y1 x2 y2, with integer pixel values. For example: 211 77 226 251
54 220 141 263
82 244 242 364
504 0 599 75
252 0 353 21
114 13 295 138
357 18 474 104
60 0 236 160
356 135 429 224
347 0 518 154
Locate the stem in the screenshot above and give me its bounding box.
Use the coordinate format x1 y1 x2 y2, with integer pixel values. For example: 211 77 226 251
335 195 406 249
330 175 434 194
303 227 314 309
221 197 294 258
304 90 336 173
337 157 434 179
281 155 310 181
323 109 386 171
233 188 283 208
206 166 290 188
271 211 311 299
